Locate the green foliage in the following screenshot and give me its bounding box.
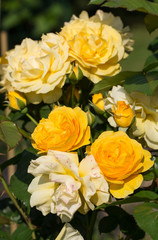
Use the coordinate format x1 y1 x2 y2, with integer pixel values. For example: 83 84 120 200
148 37 158 52
144 15 158 33
90 71 138 94
10 223 32 240
101 206 145 239
96 190 158 210
124 71 158 95
0 199 21 223
0 120 22 149
99 215 118 234
89 0 158 16
10 151 36 209
91 70 158 96
143 53 158 72
134 202 158 240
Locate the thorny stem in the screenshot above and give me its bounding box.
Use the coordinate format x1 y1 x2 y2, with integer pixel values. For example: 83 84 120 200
0 170 36 239
26 113 38 126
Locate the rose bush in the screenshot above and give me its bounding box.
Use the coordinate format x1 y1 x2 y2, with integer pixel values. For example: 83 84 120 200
91 131 153 198
1 3 158 240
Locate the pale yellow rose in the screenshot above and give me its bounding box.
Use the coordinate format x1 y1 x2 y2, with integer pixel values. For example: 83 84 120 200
55 223 84 240
91 131 153 198
60 10 133 83
113 101 135 128
7 91 27 110
31 106 90 153
28 150 109 222
1 35 71 104
105 85 158 149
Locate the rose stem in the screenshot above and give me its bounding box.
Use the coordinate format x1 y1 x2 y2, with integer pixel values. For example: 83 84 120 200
26 113 38 125
0 169 36 239
86 210 97 240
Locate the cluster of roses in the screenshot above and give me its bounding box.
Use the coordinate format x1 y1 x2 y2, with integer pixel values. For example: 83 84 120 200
0 9 155 226
28 105 153 223
0 10 133 104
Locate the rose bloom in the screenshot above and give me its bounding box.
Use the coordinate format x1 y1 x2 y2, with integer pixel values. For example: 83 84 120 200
28 150 109 222
59 10 133 83
105 85 158 149
32 106 90 153
113 101 135 128
91 131 153 198
0 34 71 104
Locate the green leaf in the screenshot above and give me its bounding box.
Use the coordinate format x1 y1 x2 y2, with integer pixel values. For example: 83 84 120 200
99 215 118 233
0 228 10 240
0 115 9 121
0 151 26 171
9 151 36 208
96 190 158 210
0 121 22 149
154 157 158 177
134 190 158 200
39 105 51 119
105 206 145 239
96 197 147 210
143 53 158 72
144 15 158 33
101 0 158 16
10 175 32 208
134 202 158 240
89 0 105 4
143 169 155 181
148 37 158 53
90 71 138 94
124 71 158 95
11 223 32 240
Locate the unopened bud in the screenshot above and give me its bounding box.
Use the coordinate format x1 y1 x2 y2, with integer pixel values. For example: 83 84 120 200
7 91 27 111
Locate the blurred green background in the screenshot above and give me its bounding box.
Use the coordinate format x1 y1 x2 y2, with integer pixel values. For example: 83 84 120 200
2 0 158 71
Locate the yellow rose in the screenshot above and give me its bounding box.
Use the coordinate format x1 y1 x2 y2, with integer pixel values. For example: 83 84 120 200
60 10 133 83
31 106 90 153
0 35 71 104
113 101 135 128
91 131 153 198
7 91 27 110
92 93 104 111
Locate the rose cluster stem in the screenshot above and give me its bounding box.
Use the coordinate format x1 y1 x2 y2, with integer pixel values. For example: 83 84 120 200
86 210 97 240
26 113 38 125
0 170 36 239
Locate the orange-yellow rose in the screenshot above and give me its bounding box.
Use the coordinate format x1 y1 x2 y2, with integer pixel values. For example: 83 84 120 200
113 101 135 128
32 106 90 153
91 131 153 198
